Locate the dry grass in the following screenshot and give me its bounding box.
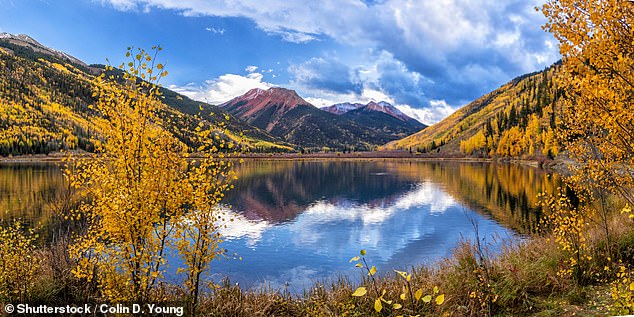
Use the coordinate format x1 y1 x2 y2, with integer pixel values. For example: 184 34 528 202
10 208 634 316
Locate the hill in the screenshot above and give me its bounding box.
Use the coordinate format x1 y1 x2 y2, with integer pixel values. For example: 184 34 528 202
0 33 291 156
383 64 562 158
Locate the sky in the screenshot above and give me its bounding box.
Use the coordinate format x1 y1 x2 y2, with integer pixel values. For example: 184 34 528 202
0 0 560 125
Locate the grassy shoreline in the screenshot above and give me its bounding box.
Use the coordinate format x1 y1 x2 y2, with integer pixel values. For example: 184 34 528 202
13 210 631 316
6 153 628 316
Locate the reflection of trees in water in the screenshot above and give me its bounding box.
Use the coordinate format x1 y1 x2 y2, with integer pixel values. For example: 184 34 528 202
2 161 561 235
0 164 66 227
408 162 562 233
227 161 561 233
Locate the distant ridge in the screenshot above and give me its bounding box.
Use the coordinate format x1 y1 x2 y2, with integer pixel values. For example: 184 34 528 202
220 87 423 149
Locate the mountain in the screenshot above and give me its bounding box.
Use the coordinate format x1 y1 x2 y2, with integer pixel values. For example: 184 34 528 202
383 63 562 158
344 101 425 131
220 88 411 149
0 33 291 156
363 101 411 121
321 101 426 140
0 33 86 67
321 102 364 115
323 101 419 122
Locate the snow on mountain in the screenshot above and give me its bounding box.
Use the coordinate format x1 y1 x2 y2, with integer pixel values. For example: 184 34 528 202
0 32 86 66
365 101 411 122
322 100 416 123
320 102 364 115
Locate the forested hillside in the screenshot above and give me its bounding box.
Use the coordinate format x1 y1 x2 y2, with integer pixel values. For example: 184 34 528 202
0 41 290 156
384 64 562 158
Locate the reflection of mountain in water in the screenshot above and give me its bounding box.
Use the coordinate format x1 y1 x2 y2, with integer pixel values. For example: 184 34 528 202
226 161 562 234
214 179 515 293
0 161 563 293
225 161 417 222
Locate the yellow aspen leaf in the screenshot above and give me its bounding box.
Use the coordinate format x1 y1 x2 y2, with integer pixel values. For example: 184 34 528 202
374 299 382 312
422 295 432 303
435 294 445 305
415 289 423 301
351 287 367 297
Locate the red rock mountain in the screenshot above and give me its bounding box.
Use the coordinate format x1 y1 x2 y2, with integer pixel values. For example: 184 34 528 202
219 87 421 149
220 87 312 132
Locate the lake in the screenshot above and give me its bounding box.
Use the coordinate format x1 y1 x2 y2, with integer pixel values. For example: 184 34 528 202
0 160 561 293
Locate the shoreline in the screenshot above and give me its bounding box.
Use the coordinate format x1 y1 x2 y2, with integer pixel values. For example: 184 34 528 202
0 151 566 172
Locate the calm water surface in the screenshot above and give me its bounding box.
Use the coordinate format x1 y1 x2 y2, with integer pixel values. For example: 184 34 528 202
0 160 561 293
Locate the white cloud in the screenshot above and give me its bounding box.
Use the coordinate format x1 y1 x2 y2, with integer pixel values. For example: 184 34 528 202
104 0 559 120
396 100 458 126
101 0 138 10
205 26 225 35
169 72 274 105
244 65 258 73
278 31 318 43
99 0 557 73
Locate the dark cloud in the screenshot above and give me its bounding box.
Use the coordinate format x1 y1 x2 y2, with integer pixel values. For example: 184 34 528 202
288 57 362 94
110 0 559 119
374 56 429 106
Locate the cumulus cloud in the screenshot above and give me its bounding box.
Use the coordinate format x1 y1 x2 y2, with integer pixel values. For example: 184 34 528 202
170 72 274 105
278 31 319 43
289 52 451 124
103 0 559 121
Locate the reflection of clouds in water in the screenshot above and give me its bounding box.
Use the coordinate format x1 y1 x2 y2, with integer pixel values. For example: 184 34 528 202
297 182 456 225
395 182 456 213
218 209 271 247
218 182 457 252
206 176 515 293
252 266 319 291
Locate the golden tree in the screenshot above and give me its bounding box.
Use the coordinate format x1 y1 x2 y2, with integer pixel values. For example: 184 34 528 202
66 47 236 308
0 221 40 302
542 0 634 205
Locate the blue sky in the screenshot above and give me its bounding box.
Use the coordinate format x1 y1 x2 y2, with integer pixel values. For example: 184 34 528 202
0 0 559 124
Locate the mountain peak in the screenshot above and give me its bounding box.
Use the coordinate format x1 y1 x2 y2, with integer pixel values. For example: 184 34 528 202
363 101 409 121
220 87 314 131
243 88 266 100
321 102 365 115
323 100 414 123
0 32 86 67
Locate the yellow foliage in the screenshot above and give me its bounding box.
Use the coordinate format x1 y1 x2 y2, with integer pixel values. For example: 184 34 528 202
460 130 487 155
611 264 634 315
66 47 237 308
0 221 40 302
542 0 634 204
539 189 592 283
